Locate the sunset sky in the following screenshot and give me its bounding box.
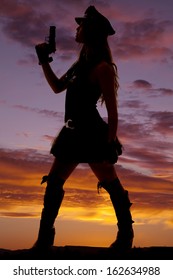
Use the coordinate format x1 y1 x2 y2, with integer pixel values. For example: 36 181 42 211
0 0 173 250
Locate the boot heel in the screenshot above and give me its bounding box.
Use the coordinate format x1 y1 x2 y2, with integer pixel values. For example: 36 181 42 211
32 176 65 249
110 227 134 251
33 227 55 249
98 178 134 251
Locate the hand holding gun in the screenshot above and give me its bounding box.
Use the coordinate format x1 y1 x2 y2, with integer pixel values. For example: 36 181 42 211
35 26 56 65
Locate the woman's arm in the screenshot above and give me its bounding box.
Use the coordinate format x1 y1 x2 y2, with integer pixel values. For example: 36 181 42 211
95 62 118 142
41 63 68 93
36 43 68 93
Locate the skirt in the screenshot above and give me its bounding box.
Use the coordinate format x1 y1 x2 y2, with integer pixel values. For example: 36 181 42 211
50 119 121 163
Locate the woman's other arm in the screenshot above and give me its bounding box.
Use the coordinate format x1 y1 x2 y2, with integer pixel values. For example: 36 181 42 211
96 62 118 142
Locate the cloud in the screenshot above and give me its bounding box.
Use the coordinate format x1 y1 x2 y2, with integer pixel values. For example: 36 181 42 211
1 1 173 64
13 104 64 120
123 143 173 176
114 17 173 62
0 147 52 174
0 0 77 53
42 134 54 142
116 105 173 184
0 1 51 45
17 53 37 65
0 147 51 216
0 146 172 219
0 146 172 243
0 147 104 219
125 78 173 99
104 98 173 176
149 111 173 135
131 192 173 211
158 88 173 95
133 80 152 89
0 212 35 218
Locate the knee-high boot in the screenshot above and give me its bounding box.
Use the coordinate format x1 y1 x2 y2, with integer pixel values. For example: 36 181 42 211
98 178 134 251
34 175 65 249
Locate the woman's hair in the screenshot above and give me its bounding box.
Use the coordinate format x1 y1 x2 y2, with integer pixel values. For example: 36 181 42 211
77 26 119 103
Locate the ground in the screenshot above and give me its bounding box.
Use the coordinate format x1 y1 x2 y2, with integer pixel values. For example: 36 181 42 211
0 246 173 260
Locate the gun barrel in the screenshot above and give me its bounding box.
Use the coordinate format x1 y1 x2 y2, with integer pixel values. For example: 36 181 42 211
49 26 56 53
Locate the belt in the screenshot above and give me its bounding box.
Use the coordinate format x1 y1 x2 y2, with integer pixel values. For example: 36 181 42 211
65 119 75 129
65 118 96 129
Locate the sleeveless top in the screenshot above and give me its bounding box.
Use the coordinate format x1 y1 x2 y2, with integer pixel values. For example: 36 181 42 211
50 62 121 163
63 62 103 128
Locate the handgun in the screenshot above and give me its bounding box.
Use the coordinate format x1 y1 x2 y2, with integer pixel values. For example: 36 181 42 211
46 26 56 63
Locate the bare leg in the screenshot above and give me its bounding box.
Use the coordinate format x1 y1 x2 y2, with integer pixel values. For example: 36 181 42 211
89 161 118 183
49 158 78 182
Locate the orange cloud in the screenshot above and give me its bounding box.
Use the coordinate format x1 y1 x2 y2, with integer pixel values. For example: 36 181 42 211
0 148 172 223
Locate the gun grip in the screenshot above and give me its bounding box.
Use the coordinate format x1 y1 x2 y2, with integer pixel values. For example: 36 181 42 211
48 56 53 63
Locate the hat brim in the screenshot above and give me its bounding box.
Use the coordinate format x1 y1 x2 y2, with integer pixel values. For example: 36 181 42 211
75 17 85 25
75 16 115 36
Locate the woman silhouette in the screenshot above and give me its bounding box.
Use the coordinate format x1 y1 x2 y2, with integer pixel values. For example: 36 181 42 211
34 6 134 251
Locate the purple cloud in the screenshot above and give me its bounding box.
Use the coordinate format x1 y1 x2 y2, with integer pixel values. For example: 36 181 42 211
13 104 64 120
133 80 152 89
149 111 173 135
158 88 173 95
1 1 173 63
114 17 173 61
